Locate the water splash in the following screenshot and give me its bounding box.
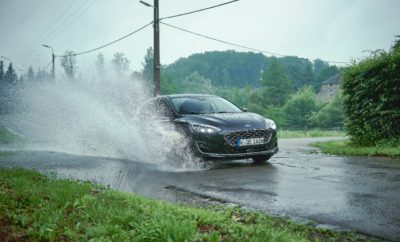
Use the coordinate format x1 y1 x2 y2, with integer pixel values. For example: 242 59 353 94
5 75 202 171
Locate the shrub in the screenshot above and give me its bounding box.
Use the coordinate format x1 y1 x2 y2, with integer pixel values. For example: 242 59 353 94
282 86 317 129
342 47 400 145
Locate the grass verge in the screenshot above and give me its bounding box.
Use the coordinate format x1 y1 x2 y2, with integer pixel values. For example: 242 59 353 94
278 129 345 139
0 168 369 242
311 140 400 158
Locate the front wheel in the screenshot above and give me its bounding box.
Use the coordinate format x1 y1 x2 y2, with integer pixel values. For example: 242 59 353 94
252 154 272 164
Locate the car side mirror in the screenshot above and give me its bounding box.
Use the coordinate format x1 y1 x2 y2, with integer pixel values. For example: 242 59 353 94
241 107 248 112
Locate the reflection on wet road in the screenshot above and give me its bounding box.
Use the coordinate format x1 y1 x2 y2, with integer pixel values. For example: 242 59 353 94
1 137 399 241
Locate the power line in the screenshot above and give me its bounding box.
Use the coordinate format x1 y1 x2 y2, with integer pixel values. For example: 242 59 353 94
160 0 239 20
56 21 152 57
16 0 81 55
42 0 98 44
160 21 351 65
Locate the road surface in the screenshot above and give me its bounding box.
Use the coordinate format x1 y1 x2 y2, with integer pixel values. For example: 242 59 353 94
0 137 399 241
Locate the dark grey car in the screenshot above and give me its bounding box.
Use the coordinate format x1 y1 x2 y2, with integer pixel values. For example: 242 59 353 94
135 94 278 163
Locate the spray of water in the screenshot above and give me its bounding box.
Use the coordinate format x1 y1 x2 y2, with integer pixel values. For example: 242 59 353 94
6 74 201 171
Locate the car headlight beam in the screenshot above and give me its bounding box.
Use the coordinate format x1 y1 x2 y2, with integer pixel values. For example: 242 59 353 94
190 123 221 134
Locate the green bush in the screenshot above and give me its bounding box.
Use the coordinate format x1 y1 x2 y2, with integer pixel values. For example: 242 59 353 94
342 46 400 145
309 95 345 129
282 86 317 129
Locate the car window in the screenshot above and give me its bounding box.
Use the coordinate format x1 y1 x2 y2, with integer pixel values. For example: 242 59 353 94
136 98 173 120
158 99 174 118
170 96 242 114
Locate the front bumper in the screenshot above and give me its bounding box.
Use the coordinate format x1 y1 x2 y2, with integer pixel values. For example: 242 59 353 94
196 143 278 159
193 129 278 160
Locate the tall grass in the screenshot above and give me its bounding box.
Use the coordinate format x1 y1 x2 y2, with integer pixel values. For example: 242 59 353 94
0 168 363 241
278 129 345 139
312 140 400 158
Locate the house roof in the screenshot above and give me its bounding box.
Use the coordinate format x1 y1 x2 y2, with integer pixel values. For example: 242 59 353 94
322 74 341 85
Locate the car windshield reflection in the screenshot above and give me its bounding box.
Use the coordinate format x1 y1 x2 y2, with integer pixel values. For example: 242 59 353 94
171 96 243 115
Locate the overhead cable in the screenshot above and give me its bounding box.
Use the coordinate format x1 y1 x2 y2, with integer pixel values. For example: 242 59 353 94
160 21 351 64
42 0 99 44
160 0 239 20
56 21 153 57
17 0 81 54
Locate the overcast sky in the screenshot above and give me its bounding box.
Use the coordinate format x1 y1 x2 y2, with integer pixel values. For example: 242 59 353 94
0 0 399 74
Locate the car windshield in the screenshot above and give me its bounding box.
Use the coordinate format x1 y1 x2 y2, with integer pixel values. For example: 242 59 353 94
170 96 243 114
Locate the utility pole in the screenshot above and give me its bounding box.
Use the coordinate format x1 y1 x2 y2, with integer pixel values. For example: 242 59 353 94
153 0 160 96
139 0 239 96
42 44 55 80
140 0 160 96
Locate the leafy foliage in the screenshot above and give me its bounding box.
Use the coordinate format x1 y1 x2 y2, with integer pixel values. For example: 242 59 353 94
260 58 294 107
112 52 130 76
342 45 400 145
0 62 18 113
181 71 215 94
163 50 341 91
164 50 269 87
283 86 318 129
26 66 35 82
309 95 345 128
60 51 76 79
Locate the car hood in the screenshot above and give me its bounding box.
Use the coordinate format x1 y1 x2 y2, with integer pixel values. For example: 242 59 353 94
175 112 266 130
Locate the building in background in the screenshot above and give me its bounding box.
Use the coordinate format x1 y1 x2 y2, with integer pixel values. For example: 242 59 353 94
318 74 341 101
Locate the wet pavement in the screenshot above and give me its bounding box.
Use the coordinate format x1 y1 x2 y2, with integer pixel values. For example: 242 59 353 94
1 137 399 241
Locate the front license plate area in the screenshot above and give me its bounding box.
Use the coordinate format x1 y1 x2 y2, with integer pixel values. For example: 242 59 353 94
238 137 265 146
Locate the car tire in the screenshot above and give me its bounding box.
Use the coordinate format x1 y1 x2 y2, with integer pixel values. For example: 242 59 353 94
252 155 272 164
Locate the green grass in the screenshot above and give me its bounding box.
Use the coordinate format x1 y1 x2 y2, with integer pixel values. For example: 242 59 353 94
0 168 369 242
311 140 400 158
278 129 345 139
0 127 22 144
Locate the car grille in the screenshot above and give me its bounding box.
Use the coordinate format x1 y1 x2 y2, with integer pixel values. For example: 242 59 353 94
224 129 272 146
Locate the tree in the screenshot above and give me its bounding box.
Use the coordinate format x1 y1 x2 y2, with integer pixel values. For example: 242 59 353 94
0 61 4 81
283 86 317 129
142 47 154 91
260 58 294 107
27 66 35 81
392 35 400 51
4 63 18 86
142 47 154 81
35 68 51 81
309 95 345 128
281 56 315 90
95 53 105 81
61 51 76 79
112 52 129 76
181 71 214 94
0 63 18 113
160 73 179 95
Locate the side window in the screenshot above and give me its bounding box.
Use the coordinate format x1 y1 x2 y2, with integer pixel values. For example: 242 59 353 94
136 99 173 120
157 99 174 118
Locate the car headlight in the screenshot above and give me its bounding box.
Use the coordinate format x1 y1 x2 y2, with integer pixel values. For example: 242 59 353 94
265 119 276 130
190 123 221 134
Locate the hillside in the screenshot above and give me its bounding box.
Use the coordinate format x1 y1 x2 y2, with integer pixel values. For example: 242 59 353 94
163 50 342 91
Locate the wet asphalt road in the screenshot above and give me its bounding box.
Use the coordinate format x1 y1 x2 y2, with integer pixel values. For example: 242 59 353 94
1 137 399 241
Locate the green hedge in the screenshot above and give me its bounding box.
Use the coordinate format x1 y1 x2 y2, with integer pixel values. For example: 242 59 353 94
342 47 400 145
